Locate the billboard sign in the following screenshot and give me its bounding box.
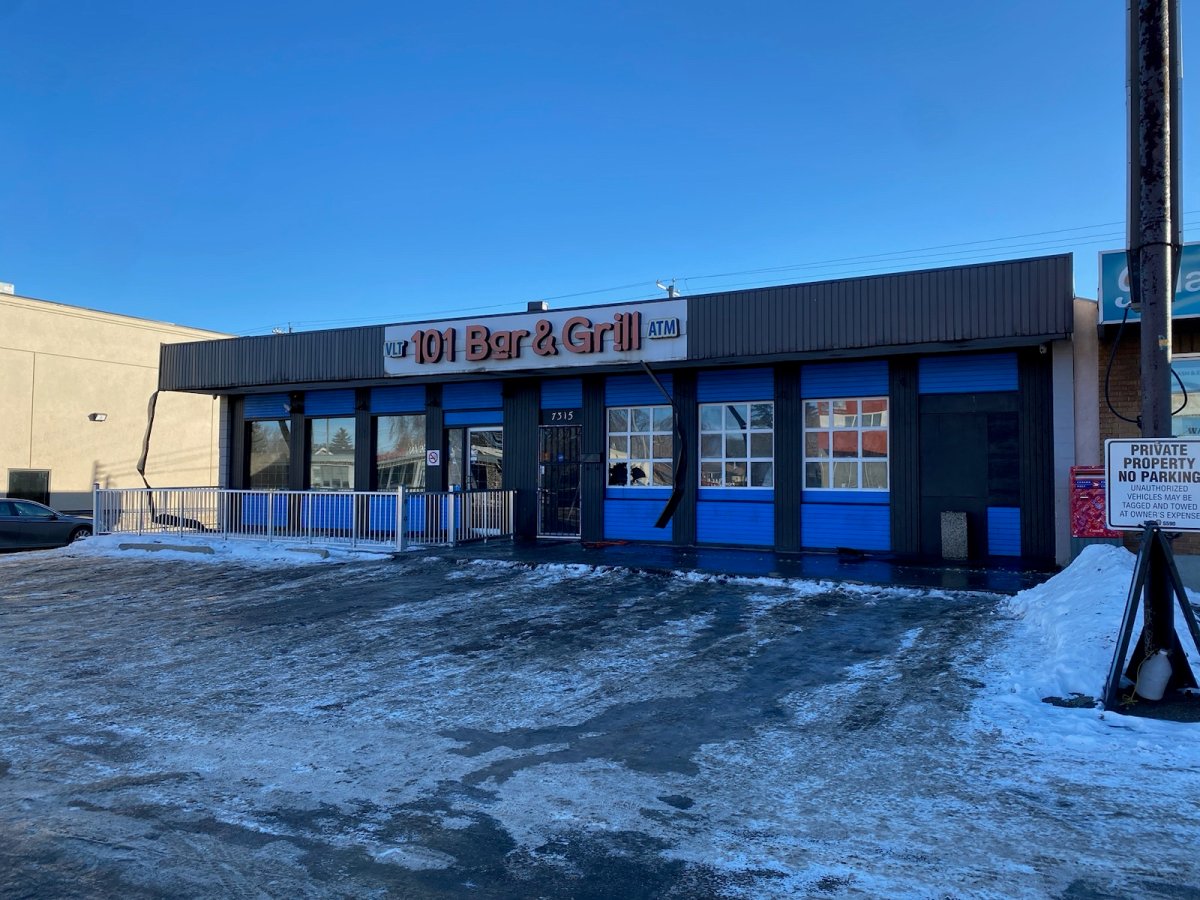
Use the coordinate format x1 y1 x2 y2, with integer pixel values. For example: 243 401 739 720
383 298 687 377
1099 242 1200 324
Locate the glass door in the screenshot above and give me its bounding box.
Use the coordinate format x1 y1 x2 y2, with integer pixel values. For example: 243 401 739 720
538 426 581 538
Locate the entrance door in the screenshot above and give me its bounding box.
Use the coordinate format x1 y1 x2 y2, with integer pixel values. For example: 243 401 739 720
538 426 581 538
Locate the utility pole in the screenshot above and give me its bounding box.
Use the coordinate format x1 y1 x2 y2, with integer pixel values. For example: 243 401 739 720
1129 0 1186 684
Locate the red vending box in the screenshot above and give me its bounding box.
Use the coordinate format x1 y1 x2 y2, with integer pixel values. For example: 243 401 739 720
1070 465 1122 538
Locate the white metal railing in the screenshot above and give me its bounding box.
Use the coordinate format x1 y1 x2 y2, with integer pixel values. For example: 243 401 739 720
91 485 516 551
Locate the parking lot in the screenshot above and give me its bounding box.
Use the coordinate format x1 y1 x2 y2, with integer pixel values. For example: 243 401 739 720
1 544 1198 898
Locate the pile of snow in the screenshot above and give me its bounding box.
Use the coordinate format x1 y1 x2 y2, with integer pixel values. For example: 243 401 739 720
986 542 1200 705
59 532 389 566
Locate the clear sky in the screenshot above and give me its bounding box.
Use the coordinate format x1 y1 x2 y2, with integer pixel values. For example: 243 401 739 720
1 1 1196 335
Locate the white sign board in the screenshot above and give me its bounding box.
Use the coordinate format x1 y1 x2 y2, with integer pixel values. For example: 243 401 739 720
383 298 687 377
1105 438 1200 531
426 449 441 467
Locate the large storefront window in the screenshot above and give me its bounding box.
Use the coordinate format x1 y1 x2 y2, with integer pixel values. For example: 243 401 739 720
247 420 291 489
375 414 426 489
804 398 889 490
700 402 774 487
1173 357 1200 436
608 405 673 486
309 417 355 491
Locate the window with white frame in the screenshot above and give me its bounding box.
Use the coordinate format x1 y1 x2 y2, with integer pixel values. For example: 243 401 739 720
803 397 888 490
699 402 774 487
608 406 673 486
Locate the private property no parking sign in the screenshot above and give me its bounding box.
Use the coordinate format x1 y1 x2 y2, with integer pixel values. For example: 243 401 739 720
1105 438 1200 531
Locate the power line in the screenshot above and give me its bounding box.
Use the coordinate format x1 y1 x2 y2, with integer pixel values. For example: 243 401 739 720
239 214 1197 335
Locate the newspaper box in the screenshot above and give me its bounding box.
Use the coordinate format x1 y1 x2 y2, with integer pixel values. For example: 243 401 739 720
1070 465 1120 538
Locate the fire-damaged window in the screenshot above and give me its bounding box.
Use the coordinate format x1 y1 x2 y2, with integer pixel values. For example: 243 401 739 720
699 402 774 487
803 398 889 490
608 405 673 486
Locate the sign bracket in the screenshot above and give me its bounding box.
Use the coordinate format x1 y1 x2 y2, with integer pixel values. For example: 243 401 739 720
1102 522 1200 709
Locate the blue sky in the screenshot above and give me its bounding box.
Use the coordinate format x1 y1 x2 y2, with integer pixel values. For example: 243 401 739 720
1 1 1195 335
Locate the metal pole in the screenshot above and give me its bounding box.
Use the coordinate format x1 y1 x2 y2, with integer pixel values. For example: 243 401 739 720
92 482 100 534
1130 0 1182 660
1132 0 1177 441
396 486 406 552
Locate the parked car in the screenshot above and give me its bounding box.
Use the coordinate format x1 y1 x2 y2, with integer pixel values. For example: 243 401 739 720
0 499 92 550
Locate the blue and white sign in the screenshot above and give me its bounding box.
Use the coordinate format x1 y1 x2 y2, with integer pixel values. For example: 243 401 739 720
1099 242 1200 324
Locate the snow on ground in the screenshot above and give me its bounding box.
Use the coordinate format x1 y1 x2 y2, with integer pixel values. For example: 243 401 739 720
62 532 392 565
1 542 1198 897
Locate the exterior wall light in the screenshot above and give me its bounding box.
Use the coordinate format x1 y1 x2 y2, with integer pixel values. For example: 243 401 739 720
88 412 108 422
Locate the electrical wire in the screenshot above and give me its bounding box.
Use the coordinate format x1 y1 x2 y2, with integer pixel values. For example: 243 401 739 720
239 213 1200 335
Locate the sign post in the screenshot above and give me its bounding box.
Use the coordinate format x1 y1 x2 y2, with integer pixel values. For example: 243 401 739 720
1102 438 1200 706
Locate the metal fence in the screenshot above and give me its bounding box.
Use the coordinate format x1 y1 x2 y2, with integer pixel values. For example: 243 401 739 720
92 486 515 551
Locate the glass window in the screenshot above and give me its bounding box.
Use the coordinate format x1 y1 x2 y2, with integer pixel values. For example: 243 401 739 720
1173 357 1200 436
803 397 888 491
7 469 50 505
309 417 355 491
468 428 504 490
699 402 774 488
375 414 426 490
608 405 673 486
247 420 291 489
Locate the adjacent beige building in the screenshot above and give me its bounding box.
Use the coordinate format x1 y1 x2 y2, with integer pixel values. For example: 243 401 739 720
0 283 228 512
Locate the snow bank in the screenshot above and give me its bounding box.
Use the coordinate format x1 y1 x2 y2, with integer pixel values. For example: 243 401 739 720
989 542 1200 704
60 533 388 566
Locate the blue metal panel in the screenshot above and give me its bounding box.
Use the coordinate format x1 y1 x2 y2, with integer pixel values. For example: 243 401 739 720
444 410 504 426
801 360 888 398
605 374 673 406
697 501 774 546
919 353 1018 394
240 493 290 528
243 393 290 420
604 498 671 541
300 492 354 530
697 487 773 503
801 503 891 551
696 368 774 403
443 381 503 410
305 389 356 417
988 507 1021 556
605 487 671 500
541 378 584 409
802 490 889 505
370 385 426 413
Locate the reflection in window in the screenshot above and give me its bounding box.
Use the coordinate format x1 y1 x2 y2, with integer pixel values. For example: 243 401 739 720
248 420 291 489
468 429 504 490
607 405 673 486
309 417 355 491
803 398 889 490
699 402 774 487
376 414 426 489
1172 357 1200 436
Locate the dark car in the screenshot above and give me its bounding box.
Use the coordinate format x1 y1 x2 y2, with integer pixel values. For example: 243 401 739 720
0 499 93 550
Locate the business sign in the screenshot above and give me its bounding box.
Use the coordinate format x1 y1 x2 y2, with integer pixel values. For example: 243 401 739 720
1105 438 1200 531
383 298 686 376
1098 242 1200 324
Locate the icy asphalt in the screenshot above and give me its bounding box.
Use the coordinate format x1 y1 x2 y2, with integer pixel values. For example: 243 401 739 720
0 547 1197 899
